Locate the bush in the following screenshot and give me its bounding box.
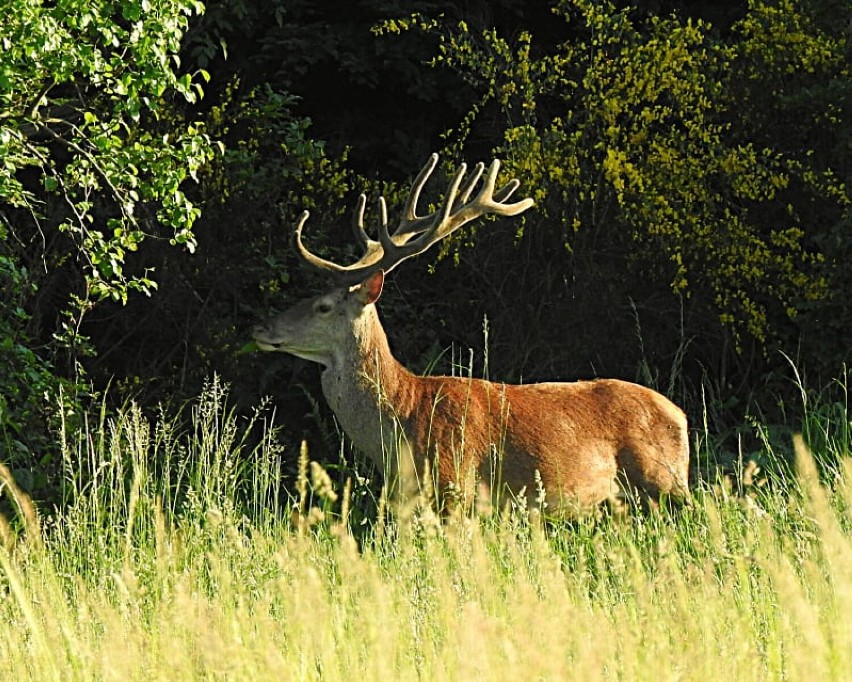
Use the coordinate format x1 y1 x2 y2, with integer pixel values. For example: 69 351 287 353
0 0 219 497
375 0 849 416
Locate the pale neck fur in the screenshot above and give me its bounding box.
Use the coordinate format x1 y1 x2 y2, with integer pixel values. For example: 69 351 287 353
319 304 410 468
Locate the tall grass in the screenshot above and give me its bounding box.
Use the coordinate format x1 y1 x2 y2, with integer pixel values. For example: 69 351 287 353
0 377 850 680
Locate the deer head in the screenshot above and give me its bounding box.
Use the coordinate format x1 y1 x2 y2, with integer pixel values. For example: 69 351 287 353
253 153 534 366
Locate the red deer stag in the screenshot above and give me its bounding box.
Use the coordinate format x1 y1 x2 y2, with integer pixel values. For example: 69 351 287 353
253 154 689 512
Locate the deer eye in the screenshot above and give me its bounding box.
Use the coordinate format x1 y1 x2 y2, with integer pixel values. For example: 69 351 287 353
315 301 333 314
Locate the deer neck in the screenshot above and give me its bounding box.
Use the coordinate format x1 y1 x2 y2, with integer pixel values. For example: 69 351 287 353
320 304 412 466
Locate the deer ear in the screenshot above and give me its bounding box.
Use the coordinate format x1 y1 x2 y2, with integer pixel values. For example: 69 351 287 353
356 270 384 305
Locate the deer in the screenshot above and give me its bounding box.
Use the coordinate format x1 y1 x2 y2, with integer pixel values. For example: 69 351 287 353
253 154 690 513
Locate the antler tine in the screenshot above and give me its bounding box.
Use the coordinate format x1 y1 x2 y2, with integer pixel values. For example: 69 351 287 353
478 158 506 207
377 196 389 242
295 204 384 282
493 178 521 204
478 160 535 215
351 194 371 250
456 162 485 207
435 162 468 232
400 152 439 224
294 210 343 274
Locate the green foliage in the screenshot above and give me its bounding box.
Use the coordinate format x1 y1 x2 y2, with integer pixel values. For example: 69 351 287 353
201 82 334 219
387 0 848 352
0 0 219 313
726 0 852 361
0 254 77 498
0 0 223 497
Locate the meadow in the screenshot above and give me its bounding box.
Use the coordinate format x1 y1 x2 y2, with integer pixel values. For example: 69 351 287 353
0 376 850 680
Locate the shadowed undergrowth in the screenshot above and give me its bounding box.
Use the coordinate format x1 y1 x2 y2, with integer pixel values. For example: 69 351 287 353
0 378 850 680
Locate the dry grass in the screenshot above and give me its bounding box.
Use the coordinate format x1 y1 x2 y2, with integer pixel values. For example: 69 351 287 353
1 380 850 680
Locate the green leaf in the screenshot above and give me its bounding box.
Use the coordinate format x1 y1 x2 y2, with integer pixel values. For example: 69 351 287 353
238 341 261 354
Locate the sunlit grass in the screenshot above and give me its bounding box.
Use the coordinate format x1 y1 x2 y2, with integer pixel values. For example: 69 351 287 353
0 378 850 680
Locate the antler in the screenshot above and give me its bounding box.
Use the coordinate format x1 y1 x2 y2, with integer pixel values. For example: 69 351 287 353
293 153 535 285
